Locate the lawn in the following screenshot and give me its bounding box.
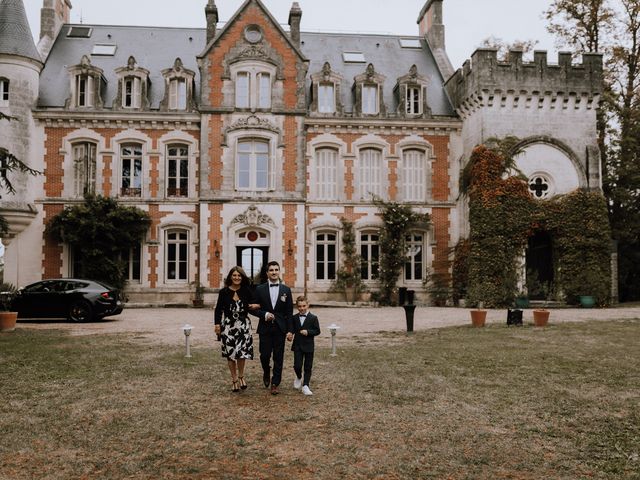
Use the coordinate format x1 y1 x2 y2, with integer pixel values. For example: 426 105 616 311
1 320 639 479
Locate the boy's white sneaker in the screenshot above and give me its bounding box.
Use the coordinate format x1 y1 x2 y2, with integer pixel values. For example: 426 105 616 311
293 376 302 390
301 385 313 396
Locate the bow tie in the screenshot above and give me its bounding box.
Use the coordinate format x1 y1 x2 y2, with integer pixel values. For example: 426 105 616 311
269 283 279 288
299 315 306 319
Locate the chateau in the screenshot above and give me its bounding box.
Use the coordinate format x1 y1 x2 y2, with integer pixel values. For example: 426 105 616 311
0 0 603 304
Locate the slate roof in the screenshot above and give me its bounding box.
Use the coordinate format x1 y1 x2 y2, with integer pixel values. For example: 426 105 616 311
39 23 454 116
0 0 42 62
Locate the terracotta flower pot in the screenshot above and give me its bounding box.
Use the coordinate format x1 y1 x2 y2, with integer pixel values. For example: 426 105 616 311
0 311 18 332
470 309 487 327
533 309 550 327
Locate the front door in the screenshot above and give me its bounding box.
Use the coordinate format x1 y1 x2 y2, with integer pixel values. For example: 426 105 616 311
237 246 268 285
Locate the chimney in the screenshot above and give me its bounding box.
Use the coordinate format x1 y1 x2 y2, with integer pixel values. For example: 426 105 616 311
417 0 453 79
288 2 302 48
205 0 218 44
38 0 72 59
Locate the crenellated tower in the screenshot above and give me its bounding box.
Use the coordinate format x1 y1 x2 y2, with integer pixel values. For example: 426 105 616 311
445 49 603 195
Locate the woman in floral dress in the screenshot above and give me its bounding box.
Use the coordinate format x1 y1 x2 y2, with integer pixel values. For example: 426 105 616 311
214 267 259 392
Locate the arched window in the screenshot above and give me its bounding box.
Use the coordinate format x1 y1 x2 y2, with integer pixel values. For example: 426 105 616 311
358 148 383 199
315 231 337 281
166 144 189 197
165 229 188 282
72 142 97 196
120 144 142 197
359 231 380 280
404 232 425 281
401 149 427 201
236 139 270 190
314 148 338 200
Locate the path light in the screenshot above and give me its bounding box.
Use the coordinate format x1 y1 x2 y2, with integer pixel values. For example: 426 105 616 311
182 324 193 358
328 323 341 357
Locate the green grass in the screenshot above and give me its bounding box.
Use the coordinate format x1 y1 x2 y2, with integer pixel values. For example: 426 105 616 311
1 320 639 479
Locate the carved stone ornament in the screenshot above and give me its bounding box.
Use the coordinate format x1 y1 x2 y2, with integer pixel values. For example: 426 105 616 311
238 45 268 60
322 61 332 80
127 56 137 69
231 205 275 227
226 115 280 134
173 57 184 72
366 63 375 80
409 64 418 79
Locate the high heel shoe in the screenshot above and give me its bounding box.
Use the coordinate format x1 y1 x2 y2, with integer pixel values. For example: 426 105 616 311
238 376 247 390
232 379 240 392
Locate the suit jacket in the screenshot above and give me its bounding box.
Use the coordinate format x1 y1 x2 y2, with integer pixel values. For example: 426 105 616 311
252 281 293 335
291 312 320 353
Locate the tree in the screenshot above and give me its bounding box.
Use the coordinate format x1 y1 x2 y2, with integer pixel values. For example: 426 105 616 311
0 112 41 235
546 0 640 300
479 36 539 60
46 194 151 289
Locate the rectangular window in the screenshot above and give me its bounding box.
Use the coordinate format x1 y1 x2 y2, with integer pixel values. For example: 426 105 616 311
166 230 188 282
167 145 189 197
257 72 271 109
316 232 337 280
123 77 141 108
73 142 97 196
359 149 382 199
0 79 8 106
76 75 95 107
235 72 250 108
315 148 338 200
362 85 378 114
404 233 424 281
120 144 142 197
360 232 379 280
318 83 335 113
406 86 421 114
237 139 269 190
402 150 426 201
169 78 187 110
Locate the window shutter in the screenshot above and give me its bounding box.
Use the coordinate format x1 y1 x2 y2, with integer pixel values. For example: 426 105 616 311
169 80 177 110
133 77 141 108
87 76 95 107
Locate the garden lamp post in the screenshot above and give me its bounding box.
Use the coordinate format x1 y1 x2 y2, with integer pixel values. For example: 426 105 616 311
328 323 340 357
182 324 193 358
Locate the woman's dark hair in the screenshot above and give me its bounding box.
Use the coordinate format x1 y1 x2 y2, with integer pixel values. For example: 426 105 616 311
224 266 251 288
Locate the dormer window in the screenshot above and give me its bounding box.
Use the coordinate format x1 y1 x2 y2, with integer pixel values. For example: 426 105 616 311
123 76 141 108
362 85 378 114
310 62 343 116
67 55 104 110
395 65 430 118
160 58 195 112
114 56 149 111
353 63 385 117
169 79 187 110
0 78 9 107
231 62 275 111
318 83 335 113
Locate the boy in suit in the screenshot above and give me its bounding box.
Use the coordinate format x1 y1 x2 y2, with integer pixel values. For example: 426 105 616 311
252 261 293 395
291 295 321 396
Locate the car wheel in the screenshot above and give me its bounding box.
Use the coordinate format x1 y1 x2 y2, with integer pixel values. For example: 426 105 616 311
69 301 93 322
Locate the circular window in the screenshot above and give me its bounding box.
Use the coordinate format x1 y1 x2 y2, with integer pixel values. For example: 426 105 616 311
244 25 262 43
528 173 553 199
247 231 258 242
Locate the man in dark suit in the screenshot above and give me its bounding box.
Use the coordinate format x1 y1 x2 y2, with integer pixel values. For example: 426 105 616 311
252 261 293 395
291 295 321 396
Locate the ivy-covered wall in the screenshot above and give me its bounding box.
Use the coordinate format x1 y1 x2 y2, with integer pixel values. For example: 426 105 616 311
459 144 612 308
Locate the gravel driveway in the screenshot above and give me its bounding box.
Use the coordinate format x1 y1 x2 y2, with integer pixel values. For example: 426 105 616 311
14 305 640 348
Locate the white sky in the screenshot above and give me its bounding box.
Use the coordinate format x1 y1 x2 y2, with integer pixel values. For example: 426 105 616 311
22 0 560 69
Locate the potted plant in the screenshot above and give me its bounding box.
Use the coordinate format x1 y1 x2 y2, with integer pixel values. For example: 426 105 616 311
532 282 552 327
514 288 529 308
578 295 596 308
0 282 18 332
192 281 205 308
470 301 487 327
331 218 365 304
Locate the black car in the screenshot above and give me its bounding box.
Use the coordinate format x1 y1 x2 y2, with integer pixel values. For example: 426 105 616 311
12 279 124 322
